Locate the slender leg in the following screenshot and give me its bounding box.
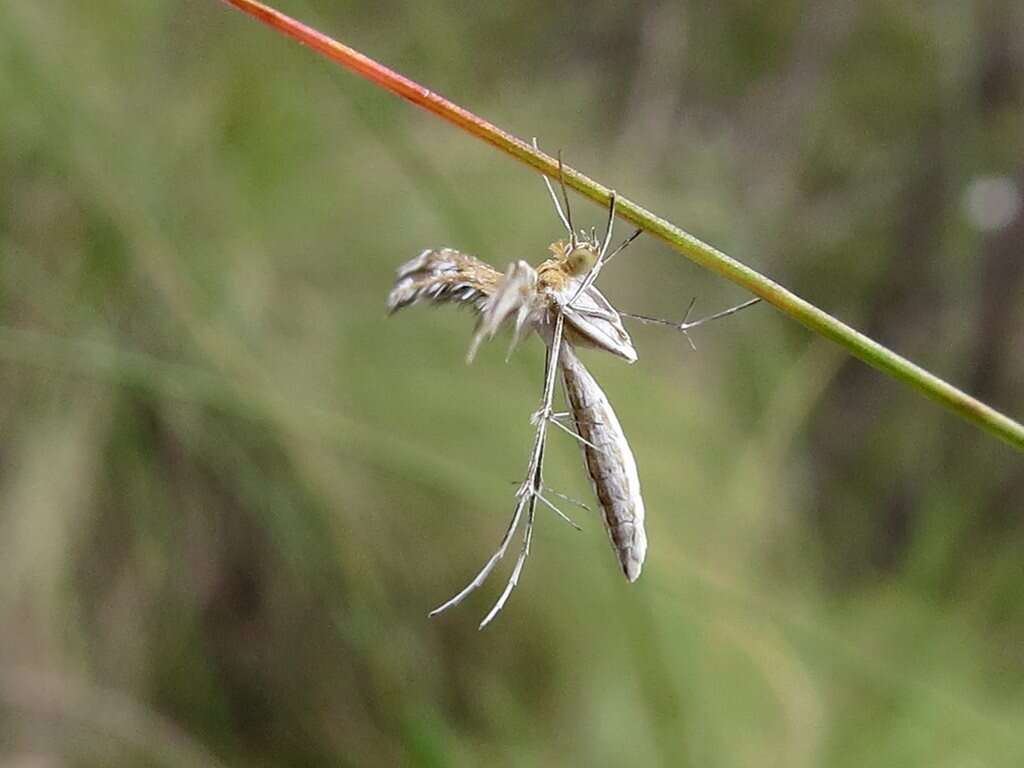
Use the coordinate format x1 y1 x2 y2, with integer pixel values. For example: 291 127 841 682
427 493 529 616
619 297 761 350
556 151 576 246
543 487 593 514
477 312 565 627
479 450 541 629
505 480 588 527
599 190 616 258
547 413 607 454
601 227 643 268
533 138 573 240
532 488 581 531
430 312 567 626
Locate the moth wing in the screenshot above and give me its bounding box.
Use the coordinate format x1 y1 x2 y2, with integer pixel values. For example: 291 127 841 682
561 285 638 363
387 248 502 315
559 343 647 580
467 260 538 362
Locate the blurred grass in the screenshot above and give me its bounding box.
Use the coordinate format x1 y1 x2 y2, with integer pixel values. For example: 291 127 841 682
1 1 1023 766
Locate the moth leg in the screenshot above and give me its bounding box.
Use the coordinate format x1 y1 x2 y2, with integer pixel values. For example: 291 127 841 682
598 227 642 269
477 313 565 628
428 492 529 617
533 138 573 240
532 486 581 531
433 314 566 627
546 412 608 454
541 487 593 514
598 188 616 258
479 461 540 629
619 297 761 350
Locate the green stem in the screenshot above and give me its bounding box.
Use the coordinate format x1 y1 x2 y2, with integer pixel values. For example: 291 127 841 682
220 0 1024 452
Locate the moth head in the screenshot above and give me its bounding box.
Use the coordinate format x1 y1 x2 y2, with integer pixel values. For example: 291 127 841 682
564 243 599 277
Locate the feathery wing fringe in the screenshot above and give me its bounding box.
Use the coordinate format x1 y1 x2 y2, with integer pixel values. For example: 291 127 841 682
387 248 502 315
468 261 538 362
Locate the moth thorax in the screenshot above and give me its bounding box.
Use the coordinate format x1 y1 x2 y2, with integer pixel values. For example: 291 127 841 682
565 245 599 276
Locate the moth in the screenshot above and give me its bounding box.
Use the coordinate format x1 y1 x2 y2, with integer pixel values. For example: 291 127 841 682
387 152 756 627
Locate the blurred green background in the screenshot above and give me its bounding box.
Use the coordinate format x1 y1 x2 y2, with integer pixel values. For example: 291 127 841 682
2 0 1023 765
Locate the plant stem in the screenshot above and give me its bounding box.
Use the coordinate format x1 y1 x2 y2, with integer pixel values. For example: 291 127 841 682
219 0 1024 452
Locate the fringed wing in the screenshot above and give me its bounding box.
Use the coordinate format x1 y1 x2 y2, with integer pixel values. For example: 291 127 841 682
467 260 539 362
387 248 503 315
559 343 647 581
